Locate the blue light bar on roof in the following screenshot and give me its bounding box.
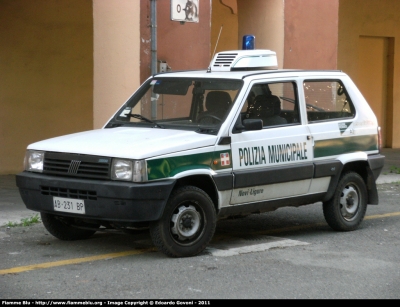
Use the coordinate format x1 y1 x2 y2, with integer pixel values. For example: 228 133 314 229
242 35 255 50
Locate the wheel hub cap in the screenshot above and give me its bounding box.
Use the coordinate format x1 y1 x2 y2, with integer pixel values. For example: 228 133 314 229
171 204 201 241
340 185 359 220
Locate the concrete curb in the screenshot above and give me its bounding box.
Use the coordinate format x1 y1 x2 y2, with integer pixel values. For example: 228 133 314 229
376 174 400 184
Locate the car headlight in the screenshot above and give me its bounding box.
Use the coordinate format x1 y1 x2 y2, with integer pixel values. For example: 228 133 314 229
24 150 45 172
111 159 147 182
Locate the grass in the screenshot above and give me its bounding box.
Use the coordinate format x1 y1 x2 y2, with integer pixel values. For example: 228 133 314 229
6 214 41 227
389 166 400 174
383 166 400 175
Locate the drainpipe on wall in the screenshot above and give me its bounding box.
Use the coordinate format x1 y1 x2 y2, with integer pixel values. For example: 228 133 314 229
151 0 157 119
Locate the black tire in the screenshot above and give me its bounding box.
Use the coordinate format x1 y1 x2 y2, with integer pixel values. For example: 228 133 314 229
323 171 368 231
149 186 217 258
41 213 98 240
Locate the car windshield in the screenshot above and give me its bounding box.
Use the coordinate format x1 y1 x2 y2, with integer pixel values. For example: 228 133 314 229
106 77 243 134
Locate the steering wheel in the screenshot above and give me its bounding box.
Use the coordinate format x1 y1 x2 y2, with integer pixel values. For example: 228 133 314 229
198 115 222 124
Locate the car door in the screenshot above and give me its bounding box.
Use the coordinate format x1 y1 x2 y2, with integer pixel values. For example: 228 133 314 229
229 80 314 205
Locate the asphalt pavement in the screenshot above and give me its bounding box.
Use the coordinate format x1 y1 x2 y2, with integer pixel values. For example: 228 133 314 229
1 148 399 227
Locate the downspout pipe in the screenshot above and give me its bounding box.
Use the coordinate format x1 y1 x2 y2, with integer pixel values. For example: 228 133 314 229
150 0 157 75
150 0 157 119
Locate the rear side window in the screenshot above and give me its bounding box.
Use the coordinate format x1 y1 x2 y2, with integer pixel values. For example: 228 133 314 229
304 80 355 123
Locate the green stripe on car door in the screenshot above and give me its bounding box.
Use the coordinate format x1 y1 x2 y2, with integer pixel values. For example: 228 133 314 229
314 135 378 158
147 150 232 180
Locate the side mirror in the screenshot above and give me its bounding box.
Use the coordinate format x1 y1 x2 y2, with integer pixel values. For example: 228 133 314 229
233 118 263 133
243 119 263 130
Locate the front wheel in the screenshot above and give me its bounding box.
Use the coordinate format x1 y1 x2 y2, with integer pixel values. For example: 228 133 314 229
323 172 368 231
149 186 217 257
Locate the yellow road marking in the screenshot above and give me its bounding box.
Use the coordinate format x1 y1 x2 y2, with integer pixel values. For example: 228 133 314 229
1 212 400 275
0 248 155 275
364 212 400 220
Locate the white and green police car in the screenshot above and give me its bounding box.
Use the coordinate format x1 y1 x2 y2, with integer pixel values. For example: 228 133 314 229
17 47 385 258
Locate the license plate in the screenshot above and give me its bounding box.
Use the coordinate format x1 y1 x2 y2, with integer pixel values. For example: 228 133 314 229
53 197 85 214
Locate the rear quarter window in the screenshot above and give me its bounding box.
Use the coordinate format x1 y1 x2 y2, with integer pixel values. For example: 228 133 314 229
304 80 355 123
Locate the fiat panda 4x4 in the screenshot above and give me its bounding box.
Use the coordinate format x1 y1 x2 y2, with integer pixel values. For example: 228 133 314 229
17 48 385 257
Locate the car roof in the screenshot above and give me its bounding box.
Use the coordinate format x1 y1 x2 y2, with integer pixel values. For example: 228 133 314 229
152 69 347 81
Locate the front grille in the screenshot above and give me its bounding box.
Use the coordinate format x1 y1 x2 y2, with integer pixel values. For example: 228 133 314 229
41 186 97 200
213 52 238 68
43 152 111 180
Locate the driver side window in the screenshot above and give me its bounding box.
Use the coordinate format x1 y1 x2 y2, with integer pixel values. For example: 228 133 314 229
243 82 300 127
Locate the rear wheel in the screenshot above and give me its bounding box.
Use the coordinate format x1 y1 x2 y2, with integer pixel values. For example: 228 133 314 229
41 213 99 240
150 186 217 257
323 172 368 231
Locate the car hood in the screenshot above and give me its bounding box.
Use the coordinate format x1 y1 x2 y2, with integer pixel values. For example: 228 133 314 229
27 127 218 159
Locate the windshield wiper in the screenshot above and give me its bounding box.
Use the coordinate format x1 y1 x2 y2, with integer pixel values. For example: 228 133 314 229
127 114 164 128
195 127 218 135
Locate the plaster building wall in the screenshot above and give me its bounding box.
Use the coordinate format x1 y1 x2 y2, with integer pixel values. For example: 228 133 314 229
158 0 211 71
211 0 239 56
337 0 400 148
283 0 339 69
0 0 93 174
140 0 212 84
237 0 284 68
93 0 141 128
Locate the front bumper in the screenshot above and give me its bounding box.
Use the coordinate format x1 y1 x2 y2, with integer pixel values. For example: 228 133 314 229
16 172 176 223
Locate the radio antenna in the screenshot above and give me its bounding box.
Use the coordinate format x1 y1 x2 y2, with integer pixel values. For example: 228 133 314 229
211 25 223 60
